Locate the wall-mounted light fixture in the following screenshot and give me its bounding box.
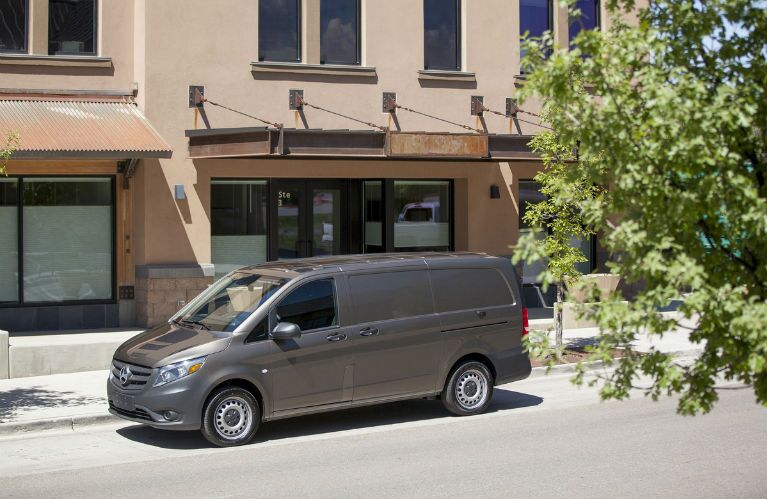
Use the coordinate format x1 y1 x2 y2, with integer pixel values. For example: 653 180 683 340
174 184 186 200
490 185 501 199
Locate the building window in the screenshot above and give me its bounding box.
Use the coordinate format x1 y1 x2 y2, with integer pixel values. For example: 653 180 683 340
23 178 114 303
259 0 301 62
0 179 19 303
363 180 383 253
48 0 96 55
0 177 115 306
569 0 600 45
211 180 268 280
519 0 552 65
423 0 460 71
0 0 27 53
393 180 451 252
320 0 360 65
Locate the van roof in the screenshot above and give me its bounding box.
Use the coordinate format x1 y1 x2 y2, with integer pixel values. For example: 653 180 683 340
237 252 501 275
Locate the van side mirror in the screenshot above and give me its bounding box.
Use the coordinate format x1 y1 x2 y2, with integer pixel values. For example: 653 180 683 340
270 322 301 340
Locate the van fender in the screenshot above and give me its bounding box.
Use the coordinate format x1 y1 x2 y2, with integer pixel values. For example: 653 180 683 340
437 337 497 392
201 370 272 421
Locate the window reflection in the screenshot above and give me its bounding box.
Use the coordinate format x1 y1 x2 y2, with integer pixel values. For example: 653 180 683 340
259 0 301 62
0 0 27 53
423 0 460 70
569 0 600 45
320 0 359 65
393 180 450 251
48 0 96 55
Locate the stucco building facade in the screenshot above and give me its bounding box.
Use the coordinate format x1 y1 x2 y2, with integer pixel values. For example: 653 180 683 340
0 0 620 332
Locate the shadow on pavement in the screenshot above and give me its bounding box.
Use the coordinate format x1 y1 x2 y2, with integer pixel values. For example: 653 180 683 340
115 388 543 450
0 388 103 423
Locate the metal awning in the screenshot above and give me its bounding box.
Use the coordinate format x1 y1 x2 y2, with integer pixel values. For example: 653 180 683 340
0 94 173 159
185 127 538 161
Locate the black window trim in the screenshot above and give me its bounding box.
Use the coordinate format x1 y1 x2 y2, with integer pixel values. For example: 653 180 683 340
270 276 340 334
423 0 461 71
0 0 29 54
258 0 303 63
48 0 98 57
0 174 117 308
320 0 361 66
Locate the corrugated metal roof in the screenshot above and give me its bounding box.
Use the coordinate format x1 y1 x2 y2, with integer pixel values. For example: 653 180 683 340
0 94 173 159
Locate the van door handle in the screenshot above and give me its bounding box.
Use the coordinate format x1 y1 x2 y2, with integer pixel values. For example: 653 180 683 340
476 310 487 319
359 327 379 337
326 332 347 342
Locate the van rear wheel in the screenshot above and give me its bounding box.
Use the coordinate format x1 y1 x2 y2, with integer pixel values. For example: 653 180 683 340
201 387 260 447
442 361 494 416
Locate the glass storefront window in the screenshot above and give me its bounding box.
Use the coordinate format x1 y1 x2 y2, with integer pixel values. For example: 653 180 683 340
363 181 383 253
393 180 451 252
23 178 113 303
0 179 18 302
211 180 268 280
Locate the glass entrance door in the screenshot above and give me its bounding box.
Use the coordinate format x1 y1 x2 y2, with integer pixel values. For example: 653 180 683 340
271 180 348 259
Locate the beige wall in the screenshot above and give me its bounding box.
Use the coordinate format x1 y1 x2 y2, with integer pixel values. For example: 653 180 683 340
0 0 135 93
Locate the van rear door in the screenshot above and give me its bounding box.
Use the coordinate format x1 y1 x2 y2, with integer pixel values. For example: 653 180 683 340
429 265 521 362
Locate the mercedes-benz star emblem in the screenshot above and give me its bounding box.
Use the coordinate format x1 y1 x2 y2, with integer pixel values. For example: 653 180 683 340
119 366 132 386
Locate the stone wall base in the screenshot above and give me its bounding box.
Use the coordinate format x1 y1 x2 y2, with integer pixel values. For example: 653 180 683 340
135 264 215 328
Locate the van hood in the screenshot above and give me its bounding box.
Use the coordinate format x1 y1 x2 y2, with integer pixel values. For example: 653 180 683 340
113 323 233 368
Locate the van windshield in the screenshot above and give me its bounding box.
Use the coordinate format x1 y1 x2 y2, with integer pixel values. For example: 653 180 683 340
173 273 289 332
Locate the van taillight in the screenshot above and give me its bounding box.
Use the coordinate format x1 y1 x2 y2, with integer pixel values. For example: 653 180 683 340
522 307 530 336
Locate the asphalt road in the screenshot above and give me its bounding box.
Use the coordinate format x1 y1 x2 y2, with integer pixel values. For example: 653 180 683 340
1 372 765 499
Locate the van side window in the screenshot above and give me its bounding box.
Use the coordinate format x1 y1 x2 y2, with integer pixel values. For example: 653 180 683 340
245 318 268 343
349 271 434 323
430 268 513 312
275 279 337 331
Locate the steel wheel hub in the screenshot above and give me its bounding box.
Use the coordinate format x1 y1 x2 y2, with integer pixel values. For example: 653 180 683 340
215 397 252 440
456 369 488 410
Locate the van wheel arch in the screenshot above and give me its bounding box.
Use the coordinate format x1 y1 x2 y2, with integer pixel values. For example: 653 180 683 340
443 353 497 389
203 378 265 422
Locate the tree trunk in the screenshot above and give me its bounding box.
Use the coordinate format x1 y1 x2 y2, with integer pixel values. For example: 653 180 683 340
555 281 564 347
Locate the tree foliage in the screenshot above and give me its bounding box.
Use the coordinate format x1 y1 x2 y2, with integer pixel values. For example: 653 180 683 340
514 129 600 345
1 132 20 176
517 0 767 414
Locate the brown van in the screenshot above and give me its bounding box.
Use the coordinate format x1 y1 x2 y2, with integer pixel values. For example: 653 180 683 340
108 252 531 447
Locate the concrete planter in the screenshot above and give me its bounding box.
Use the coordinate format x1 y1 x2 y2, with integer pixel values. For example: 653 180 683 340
568 273 621 304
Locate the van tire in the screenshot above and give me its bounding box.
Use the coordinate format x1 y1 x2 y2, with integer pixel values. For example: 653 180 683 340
201 386 260 447
442 361 494 416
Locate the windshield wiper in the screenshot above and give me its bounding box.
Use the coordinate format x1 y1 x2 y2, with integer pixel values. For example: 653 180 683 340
177 318 210 330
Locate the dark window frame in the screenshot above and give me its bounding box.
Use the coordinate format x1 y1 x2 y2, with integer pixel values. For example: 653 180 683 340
319 0 361 65
0 175 116 308
271 277 339 333
48 0 98 56
423 0 461 71
258 0 302 63
0 0 29 54
568 0 601 45
519 0 553 71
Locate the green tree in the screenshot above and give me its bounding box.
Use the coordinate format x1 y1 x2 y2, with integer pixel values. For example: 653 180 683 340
1 132 20 175
517 0 767 414
514 129 599 347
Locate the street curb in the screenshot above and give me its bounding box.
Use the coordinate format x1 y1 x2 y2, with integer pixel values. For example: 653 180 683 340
0 347 704 438
0 412 117 437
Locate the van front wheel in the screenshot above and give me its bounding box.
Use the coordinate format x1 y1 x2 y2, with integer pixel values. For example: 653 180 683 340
201 387 260 447
442 361 494 416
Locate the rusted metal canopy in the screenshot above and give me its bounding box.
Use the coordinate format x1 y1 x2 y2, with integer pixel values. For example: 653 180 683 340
0 94 173 159
185 127 537 161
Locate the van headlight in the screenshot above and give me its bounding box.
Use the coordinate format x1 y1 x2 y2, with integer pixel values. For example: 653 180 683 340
153 357 206 387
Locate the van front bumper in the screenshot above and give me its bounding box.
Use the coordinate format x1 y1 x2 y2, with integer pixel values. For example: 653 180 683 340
106 375 205 431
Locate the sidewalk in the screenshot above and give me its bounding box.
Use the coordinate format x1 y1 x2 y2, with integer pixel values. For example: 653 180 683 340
0 319 703 437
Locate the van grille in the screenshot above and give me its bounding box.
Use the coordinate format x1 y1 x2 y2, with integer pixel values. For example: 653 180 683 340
111 359 153 391
108 401 154 422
